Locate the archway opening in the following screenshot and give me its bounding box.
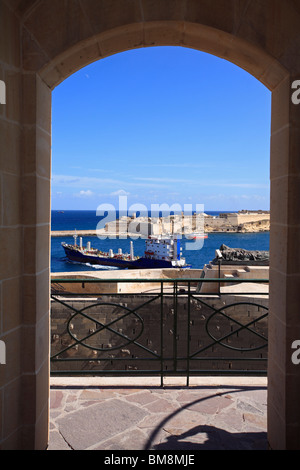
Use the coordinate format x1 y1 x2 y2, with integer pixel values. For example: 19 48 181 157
50 46 271 379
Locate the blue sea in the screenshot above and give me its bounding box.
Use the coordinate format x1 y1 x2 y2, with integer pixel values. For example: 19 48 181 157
51 210 270 273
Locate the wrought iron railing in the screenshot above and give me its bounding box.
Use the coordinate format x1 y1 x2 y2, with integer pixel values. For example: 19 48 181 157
50 278 269 386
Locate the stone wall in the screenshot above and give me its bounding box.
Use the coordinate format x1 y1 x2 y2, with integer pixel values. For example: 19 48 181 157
51 269 204 296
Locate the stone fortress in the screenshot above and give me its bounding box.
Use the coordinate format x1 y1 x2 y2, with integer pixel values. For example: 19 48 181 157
100 210 270 237
203 210 270 233
52 210 270 238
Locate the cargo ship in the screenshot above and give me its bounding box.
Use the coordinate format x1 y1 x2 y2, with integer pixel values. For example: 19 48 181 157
61 232 189 269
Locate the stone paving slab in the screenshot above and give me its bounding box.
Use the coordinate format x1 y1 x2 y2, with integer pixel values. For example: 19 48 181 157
48 378 268 451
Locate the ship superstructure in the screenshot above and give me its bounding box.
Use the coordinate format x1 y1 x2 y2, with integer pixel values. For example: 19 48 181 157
144 237 184 265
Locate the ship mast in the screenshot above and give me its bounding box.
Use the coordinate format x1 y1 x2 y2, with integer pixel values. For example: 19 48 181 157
73 229 77 246
130 241 134 260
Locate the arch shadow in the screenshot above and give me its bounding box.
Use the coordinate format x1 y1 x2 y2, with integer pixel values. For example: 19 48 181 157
143 386 267 451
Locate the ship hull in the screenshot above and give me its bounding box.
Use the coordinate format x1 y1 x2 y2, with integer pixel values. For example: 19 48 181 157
62 244 179 269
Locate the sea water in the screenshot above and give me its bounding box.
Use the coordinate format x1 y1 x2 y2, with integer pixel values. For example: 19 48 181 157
51 210 270 273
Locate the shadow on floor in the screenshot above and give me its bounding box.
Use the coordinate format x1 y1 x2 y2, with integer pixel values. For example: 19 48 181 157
143 386 267 450
151 424 267 450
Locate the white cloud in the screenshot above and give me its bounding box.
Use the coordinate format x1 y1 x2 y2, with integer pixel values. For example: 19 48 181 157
75 190 94 198
88 168 114 173
110 189 130 196
51 174 269 202
132 176 269 189
51 173 169 190
138 162 213 169
52 174 121 187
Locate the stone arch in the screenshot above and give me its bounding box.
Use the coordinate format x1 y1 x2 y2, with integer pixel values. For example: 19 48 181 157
39 21 288 91
1 0 300 450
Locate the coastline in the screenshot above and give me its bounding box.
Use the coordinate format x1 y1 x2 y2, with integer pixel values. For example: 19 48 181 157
51 211 270 238
51 230 105 237
51 228 270 237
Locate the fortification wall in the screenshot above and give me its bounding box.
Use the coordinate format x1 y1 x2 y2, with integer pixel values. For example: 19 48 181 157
204 213 270 232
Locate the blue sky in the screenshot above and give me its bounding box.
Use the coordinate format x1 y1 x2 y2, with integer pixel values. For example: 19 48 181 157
51 46 271 212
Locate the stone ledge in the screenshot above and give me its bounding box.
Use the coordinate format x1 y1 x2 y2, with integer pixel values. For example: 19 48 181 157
50 376 268 388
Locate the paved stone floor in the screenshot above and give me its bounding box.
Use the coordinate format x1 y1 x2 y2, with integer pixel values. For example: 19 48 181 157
48 377 268 451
